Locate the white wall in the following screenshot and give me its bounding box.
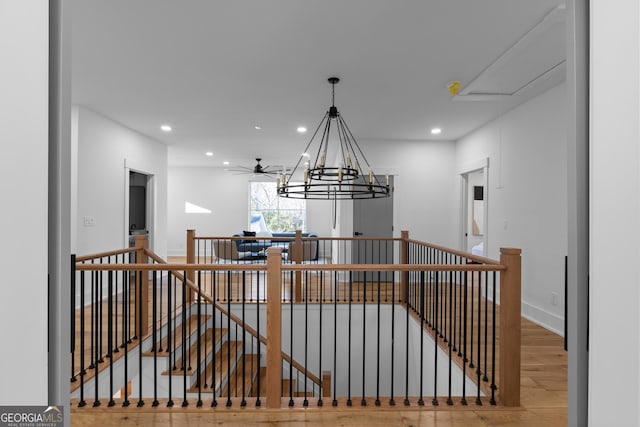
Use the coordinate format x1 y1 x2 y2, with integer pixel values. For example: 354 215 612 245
455 84 568 334
0 1 49 404
167 167 332 255
341 140 458 247
589 1 640 425
75 106 168 257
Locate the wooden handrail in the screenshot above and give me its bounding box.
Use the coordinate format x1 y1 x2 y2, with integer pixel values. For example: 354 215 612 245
75 262 506 272
75 247 136 262
405 238 503 266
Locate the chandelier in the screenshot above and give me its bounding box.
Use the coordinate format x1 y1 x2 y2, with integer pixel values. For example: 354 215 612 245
277 77 390 200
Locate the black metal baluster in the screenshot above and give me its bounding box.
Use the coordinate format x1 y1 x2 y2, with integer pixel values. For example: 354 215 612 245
453 257 458 356
490 271 497 405
197 271 203 407
70 255 77 383
457 258 463 358
241 270 247 407
432 271 439 406
181 274 188 407
469 267 475 371
78 270 86 407
167 274 174 408
347 271 352 406
136 270 145 407
152 271 159 407
475 270 483 405
255 266 261 407
361 272 366 407
98 260 104 365
122 269 130 408
318 267 323 407
483 270 489 382
404 268 410 407
211 268 217 408
107 270 115 406
447 268 454 406
289 271 294 407
303 271 309 407
461 267 468 406
375 271 381 406
332 270 338 407
89 265 95 371
172 275 178 372
418 271 425 406
226 271 232 407
113 256 121 355
389 271 395 406
93 269 100 407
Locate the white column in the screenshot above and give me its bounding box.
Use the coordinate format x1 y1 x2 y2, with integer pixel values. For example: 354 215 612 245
0 1 50 404
589 0 640 425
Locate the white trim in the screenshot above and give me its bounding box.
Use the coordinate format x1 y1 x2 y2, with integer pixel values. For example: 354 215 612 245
522 301 564 336
457 157 489 176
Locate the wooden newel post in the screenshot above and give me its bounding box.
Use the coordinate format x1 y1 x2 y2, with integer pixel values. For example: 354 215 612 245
499 247 522 406
266 247 283 408
134 234 149 337
186 229 196 304
400 230 409 304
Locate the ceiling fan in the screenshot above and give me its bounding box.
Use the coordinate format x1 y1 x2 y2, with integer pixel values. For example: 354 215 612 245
225 158 283 177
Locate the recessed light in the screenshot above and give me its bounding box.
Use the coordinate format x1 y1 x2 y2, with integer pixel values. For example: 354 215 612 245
205 152 213 157
223 161 230 166
302 152 310 157
431 127 442 135
161 124 172 132
297 126 307 134
254 125 262 130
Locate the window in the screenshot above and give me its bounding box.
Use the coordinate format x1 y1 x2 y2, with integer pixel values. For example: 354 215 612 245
249 181 306 232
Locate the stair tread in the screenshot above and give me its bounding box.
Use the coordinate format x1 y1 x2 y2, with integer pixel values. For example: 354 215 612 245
220 354 261 398
187 341 240 393
144 314 212 356
161 328 225 376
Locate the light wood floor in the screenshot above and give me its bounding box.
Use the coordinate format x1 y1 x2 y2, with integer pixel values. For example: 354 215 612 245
70 317 567 426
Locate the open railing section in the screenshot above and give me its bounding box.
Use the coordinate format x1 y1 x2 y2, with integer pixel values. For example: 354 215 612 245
71 230 521 410
190 230 401 304
70 236 323 409
403 233 521 406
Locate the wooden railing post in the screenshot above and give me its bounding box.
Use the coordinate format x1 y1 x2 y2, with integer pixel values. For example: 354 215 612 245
134 234 149 337
266 247 283 408
322 371 331 398
400 230 409 304
294 229 302 303
186 229 196 304
499 247 522 406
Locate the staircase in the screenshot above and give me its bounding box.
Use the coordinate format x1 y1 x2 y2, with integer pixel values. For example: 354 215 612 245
71 301 321 403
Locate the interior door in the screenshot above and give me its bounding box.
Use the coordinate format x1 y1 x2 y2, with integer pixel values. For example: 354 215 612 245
352 175 394 281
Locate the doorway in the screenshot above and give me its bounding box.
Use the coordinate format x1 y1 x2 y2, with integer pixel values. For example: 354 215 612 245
352 175 394 281
126 170 154 250
460 161 488 256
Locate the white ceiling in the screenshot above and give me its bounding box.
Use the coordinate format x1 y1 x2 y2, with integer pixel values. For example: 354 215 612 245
71 0 565 168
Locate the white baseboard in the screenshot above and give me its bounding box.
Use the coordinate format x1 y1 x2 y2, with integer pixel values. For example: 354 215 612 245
521 301 564 337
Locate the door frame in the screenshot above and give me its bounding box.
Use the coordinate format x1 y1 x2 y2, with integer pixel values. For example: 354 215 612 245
123 159 155 251
459 157 489 255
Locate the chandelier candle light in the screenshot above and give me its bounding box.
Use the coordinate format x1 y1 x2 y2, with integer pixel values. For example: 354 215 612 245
277 77 390 200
